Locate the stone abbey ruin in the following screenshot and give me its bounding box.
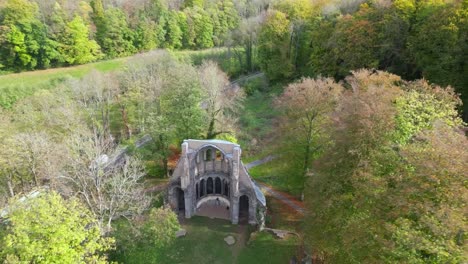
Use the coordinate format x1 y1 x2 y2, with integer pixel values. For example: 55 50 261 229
168 139 266 225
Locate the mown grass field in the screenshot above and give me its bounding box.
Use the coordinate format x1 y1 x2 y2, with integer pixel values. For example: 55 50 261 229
0 48 243 110
0 59 125 109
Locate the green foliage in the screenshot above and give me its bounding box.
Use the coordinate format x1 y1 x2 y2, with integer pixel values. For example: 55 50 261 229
303 70 467 263
160 63 205 141
142 207 180 249
0 190 114 263
165 11 183 49
0 58 125 109
185 7 214 49
394 81 464 143
257 10 293 80
95 8 135 58
60 16 102 65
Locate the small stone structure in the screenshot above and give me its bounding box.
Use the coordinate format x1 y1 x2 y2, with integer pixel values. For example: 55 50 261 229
168 139 266 225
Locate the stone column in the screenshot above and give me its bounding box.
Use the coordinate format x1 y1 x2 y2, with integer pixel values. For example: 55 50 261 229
231 197 239 224
184 188 193 218
212 149 215 172
181 142 190 190
231 147 240 197
249 198 257 225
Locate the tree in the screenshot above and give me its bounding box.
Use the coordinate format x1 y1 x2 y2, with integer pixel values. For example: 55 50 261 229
63 130 150 233
0 190 114 263
304 70 467 263
95 8 135 58
134 17 159 51
184 7 214 49
59 16 102 65
387 122 467 263
305 70 404 262
142 207 180 248
198 61 244 139
0 0 58 70
164 10 183 49
159 62 205 141
257 10 293 80
276 77 343 194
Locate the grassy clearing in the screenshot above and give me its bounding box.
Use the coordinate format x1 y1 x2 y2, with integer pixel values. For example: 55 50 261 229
0 48 242 110
238 91 280 158
172 47 245 78
0 59 125 109
249 158 303 196
111 216 299 264
110 190 303 264
237 231 299 264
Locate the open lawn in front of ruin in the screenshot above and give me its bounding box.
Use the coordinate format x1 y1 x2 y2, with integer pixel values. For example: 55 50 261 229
111 194 302 264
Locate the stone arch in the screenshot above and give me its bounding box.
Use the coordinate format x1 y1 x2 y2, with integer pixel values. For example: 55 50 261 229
194 144 229 159
205 148 213 161
239 195 249 224
200 179 205 197
215 177 222 194
196 196 230 209
207 177 214 194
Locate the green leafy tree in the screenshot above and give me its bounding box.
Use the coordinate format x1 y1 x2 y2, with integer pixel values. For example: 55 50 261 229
142 207 181 248
184 7 214 49
257 10 293 80
164 11 183 49
60 16 102 65
276 77 343 195
304 70 467 263
0 190 114 263
95 8 135 58
134 18 159 51
0 0 59 70
407 1 468 119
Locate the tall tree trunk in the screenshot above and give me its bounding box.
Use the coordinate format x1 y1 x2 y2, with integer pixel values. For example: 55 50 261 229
120 104 132 139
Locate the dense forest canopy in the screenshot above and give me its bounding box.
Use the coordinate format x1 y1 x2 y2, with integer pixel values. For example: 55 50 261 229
0 0 467 263
0 0 466 119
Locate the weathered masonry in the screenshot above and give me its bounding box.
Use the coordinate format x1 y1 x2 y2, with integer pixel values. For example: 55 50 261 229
168 139 266 225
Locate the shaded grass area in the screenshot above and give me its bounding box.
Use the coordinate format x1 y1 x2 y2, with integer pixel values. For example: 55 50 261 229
265 195 303 231
249 158 303 197
238 91 279 158
111 215 300 264
172 47 246 78
237 231 299 264
0 59 125 109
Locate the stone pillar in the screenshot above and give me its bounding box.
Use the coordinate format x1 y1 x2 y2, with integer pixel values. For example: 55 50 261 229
181 142 190 190
232 147 241 197
184 188 193 218
231 197 239 224
249 198 257 225
212 149 215 172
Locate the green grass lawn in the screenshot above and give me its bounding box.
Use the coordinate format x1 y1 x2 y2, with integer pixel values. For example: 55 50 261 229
0 58 125 109
238 91 280 158
248 157 304 197
0 48 240 110
111 216 300 264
